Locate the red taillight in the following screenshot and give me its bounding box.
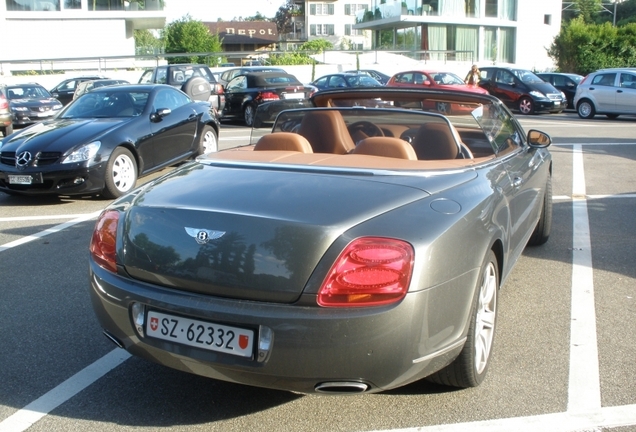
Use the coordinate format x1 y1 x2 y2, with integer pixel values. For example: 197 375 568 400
0 96 7 110
580 75 590 85
317 237 414 307
90 210 119 273
256 91 280 102
213 84 224 94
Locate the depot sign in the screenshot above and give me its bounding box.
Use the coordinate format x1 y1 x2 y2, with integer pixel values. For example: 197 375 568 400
206 21 279 44
224 27 277 38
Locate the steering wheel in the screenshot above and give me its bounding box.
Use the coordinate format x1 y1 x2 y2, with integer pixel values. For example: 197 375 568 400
348 121 384 141
399 128 419 144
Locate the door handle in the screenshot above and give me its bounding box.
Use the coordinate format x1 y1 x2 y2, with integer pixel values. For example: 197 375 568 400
617 90 623 93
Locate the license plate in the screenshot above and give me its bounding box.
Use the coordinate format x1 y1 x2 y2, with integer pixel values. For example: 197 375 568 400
554 101 561 106
146 310 254 358
8 175 32 185
283 93 304 100
38 112 52 117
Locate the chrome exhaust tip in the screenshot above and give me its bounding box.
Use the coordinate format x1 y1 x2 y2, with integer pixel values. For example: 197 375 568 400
314 381 369 394
102 330 124 349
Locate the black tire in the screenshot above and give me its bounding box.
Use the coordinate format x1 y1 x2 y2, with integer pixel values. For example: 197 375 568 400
427 250 499 388
196 125 218 157
518 97 534 115
181 77 211 102
577 99 596 119
606 114 619 119
101 147 137 199
528 174 553 246
243 103 256 127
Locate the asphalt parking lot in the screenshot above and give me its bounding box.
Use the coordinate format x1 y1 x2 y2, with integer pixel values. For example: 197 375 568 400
0 113 635 432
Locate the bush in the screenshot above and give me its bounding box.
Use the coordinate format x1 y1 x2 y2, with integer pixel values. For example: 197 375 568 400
549 18 636 74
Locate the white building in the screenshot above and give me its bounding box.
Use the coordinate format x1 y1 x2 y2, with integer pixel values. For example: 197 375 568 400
350 0 562 70
0 0 165 73
304 1 374 50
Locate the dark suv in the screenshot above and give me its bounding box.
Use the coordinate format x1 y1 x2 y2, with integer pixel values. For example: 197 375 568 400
479 67 566 114
49 75 107 105
138 64 225 117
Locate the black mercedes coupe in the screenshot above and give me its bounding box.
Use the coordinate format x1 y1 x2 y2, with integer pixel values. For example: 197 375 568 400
0 83 219 198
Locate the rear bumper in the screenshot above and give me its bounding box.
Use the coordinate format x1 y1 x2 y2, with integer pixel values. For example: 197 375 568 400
89 259 475 394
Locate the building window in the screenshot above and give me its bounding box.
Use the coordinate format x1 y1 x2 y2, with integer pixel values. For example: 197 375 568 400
544 14 552 25
6 0 61 11
310 24 335 36
345 3 368 15
345 24 364 36
310 3 335 15
485 0 497 18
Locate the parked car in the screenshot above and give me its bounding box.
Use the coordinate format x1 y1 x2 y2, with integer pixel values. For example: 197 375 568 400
221 71 313 126
49 75 107 105
0 84 219 198
138 64 225 118
386 70 489 115
536 72 584 109
89 87 553 395
2 83 63 127
0 90 13 136
217 66 286 88
343 69 391 84
310 73 383 91
478 67 566 114
573 68 636 119
73 79 130 100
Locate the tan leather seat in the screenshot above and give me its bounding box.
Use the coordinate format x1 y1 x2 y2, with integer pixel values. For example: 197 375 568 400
254 132 313 153
352 137 418 160
297 110 355 154
411 122 460 160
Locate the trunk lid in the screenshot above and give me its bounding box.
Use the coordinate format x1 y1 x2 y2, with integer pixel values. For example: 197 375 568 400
121 163 436 303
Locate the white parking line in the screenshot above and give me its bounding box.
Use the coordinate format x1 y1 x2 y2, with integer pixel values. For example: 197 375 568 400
0 214 98 222
568 145 600 413
0 211 101 253
0 349 131 432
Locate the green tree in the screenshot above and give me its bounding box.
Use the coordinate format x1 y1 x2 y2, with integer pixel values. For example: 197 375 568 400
299 39 333 53
273 0 303 35
162 15 223 65
134 29 163 55
562 0 603 23
549 18 636 74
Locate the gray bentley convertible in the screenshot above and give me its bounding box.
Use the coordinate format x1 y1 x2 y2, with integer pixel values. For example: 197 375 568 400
89 88 552 394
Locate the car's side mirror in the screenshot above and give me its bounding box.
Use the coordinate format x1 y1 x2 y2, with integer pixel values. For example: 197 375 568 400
527 129 551 148
424 80 431 86
150 108 171 122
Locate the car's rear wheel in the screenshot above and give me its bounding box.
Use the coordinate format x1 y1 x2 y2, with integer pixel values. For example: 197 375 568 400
197 125 218 156
518 97 534 115
102 147 137 199
244 103 256 127
606 114 619 119
427 250 499 388
577 99 596 119
528 174 553 246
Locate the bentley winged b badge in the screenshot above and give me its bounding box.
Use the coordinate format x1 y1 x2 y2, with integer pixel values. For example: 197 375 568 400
184 227 226 245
